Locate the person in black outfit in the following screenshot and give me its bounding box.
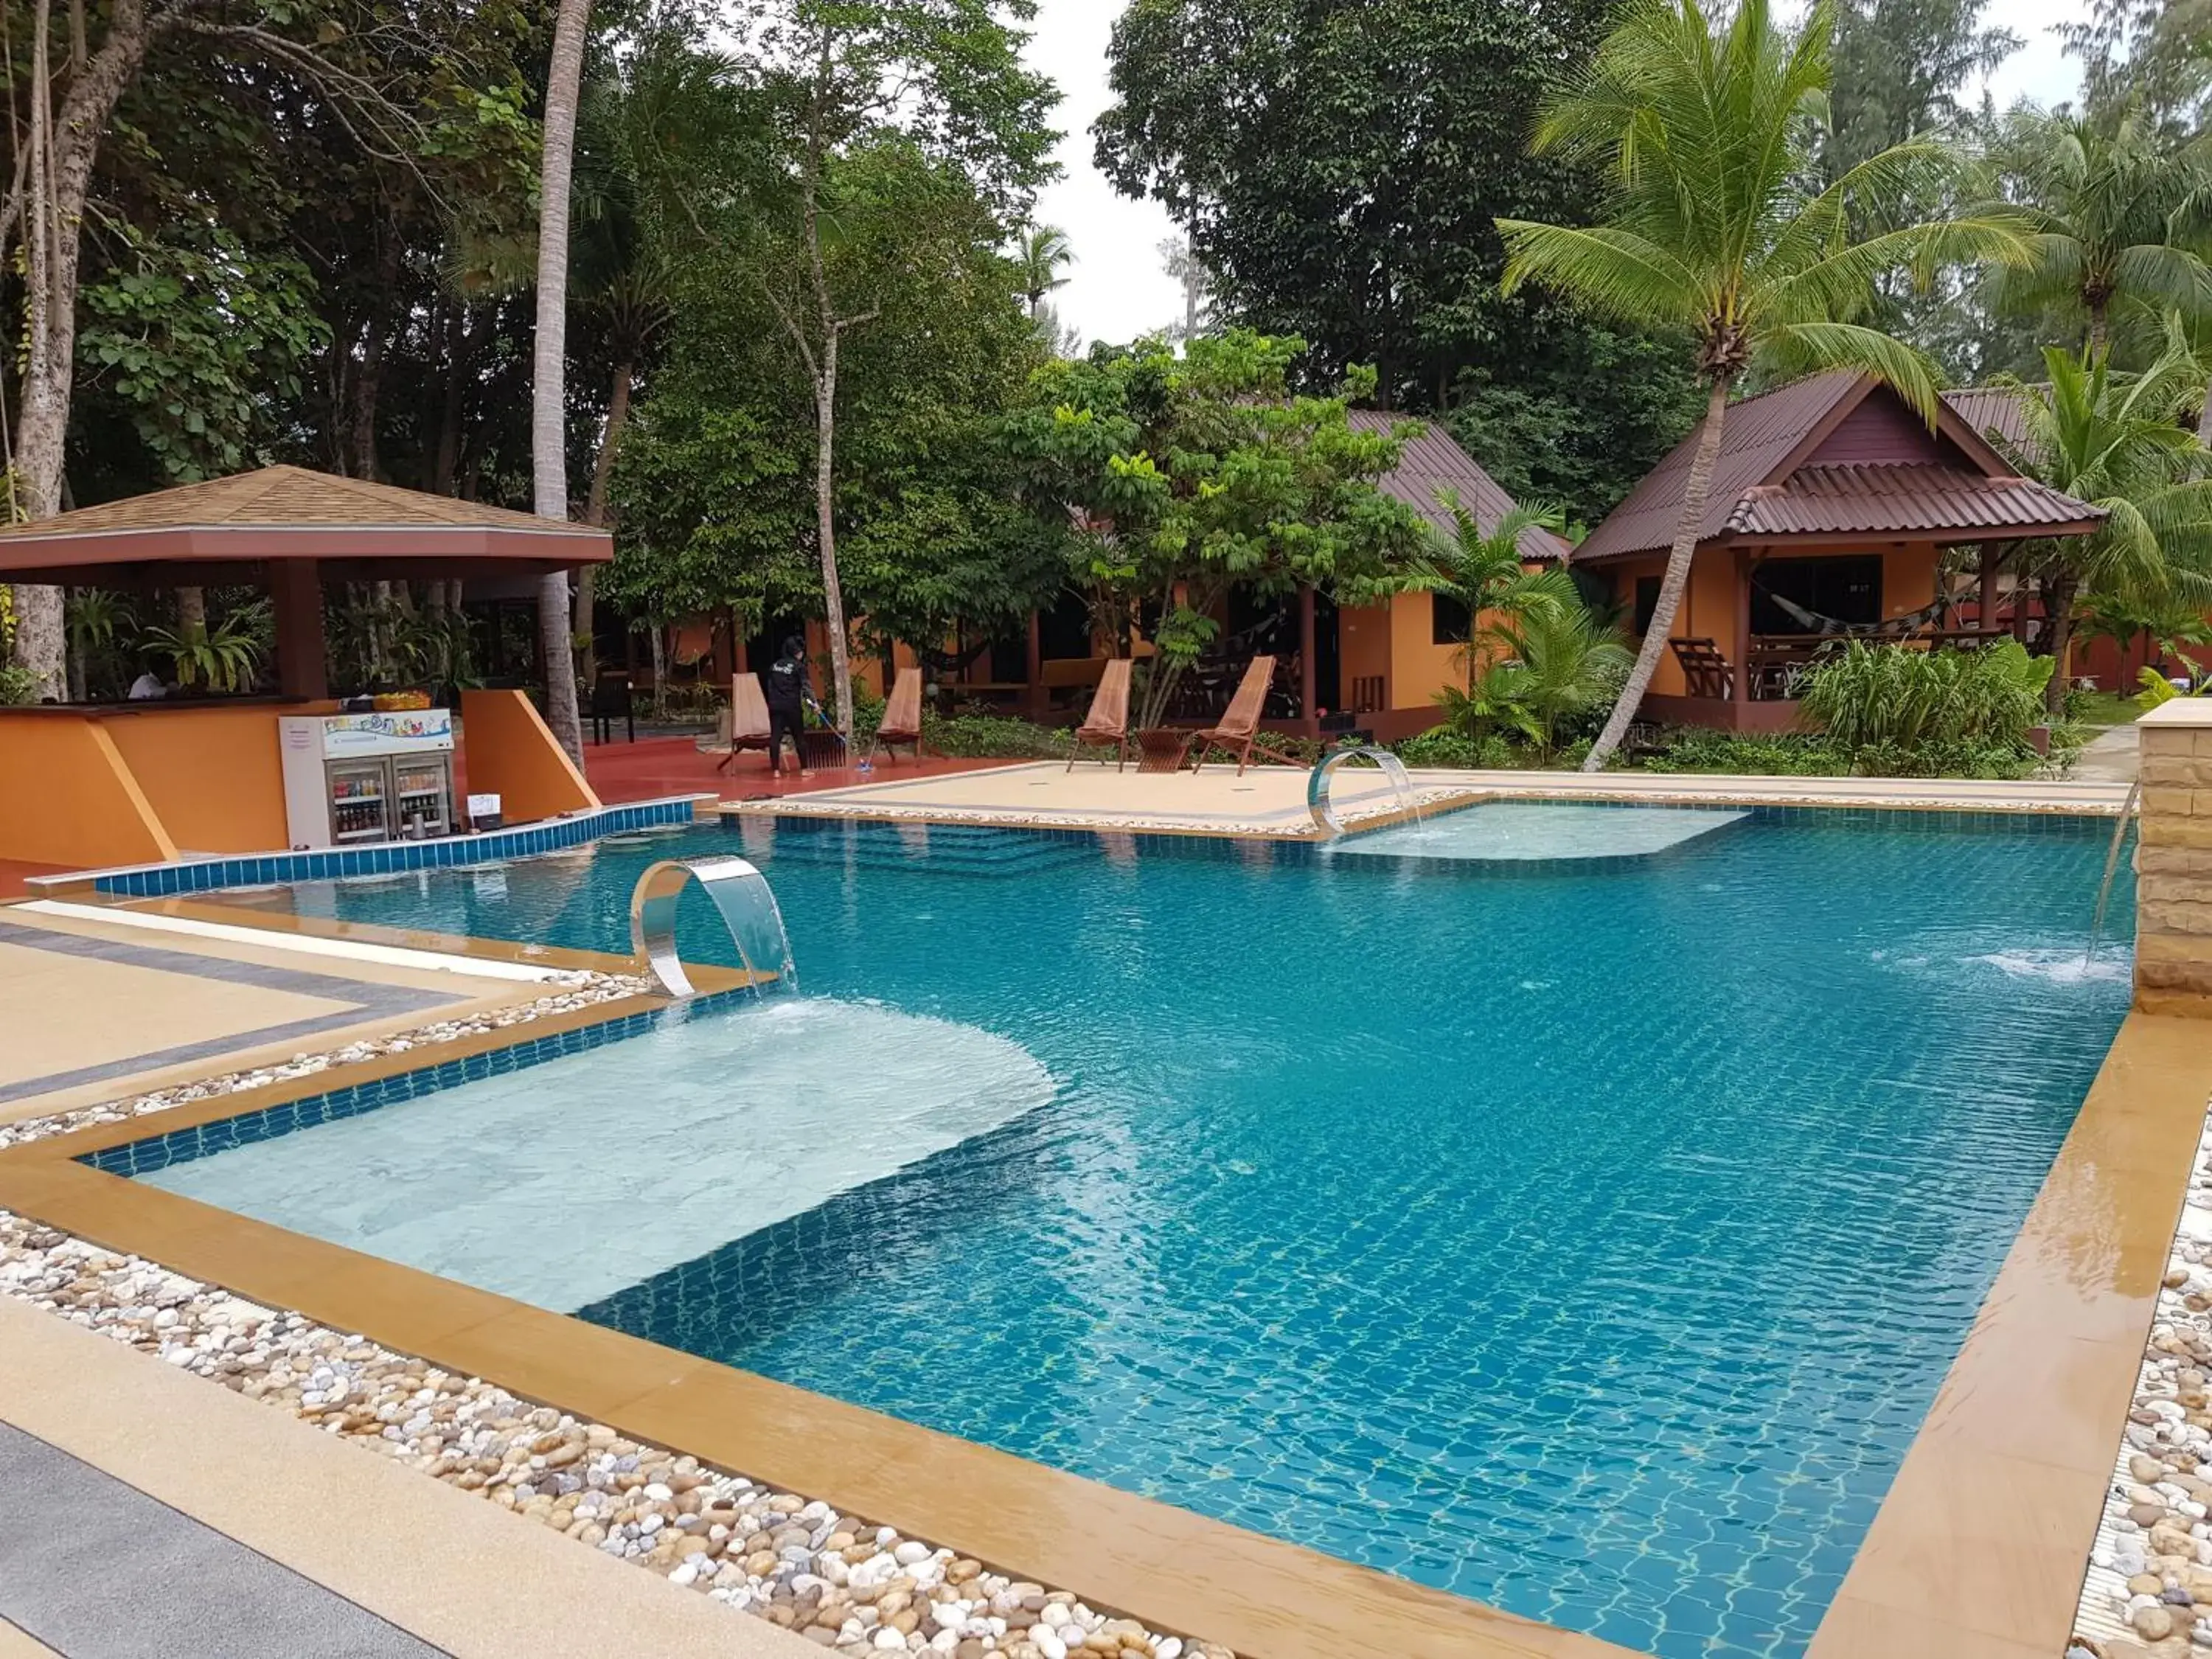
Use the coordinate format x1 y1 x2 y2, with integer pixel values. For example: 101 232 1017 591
763 636 810 774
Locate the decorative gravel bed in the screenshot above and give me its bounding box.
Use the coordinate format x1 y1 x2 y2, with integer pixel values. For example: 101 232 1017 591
0 1002 1234 1659
2071 1098 2212 1659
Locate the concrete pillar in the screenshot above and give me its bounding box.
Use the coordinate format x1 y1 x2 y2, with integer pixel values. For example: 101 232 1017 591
2136 698 2212 1018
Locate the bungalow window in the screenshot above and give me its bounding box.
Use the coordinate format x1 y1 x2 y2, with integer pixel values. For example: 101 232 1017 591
1038 593 1092 660
1432 592 1472 644
1751 556 1882 634
1633 577 1661 636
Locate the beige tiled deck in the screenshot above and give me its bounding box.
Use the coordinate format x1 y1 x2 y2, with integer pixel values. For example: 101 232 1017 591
0 905 548 1123
737 760 2134 838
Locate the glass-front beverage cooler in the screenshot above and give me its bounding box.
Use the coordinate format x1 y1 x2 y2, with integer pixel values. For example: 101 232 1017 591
279 710 458 849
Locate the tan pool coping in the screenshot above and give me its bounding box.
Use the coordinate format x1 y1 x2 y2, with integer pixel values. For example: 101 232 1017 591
0 1293 817 1659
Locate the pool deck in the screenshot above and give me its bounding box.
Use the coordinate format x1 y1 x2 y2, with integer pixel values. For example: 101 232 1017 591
0 905 560 1125
729 760 2136 839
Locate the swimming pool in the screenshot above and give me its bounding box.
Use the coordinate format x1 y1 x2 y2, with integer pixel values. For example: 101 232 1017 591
128 807 2134 1658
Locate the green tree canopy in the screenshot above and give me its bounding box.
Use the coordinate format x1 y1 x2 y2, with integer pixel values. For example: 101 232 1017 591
1094 0 1702 524
1001 329 1431 724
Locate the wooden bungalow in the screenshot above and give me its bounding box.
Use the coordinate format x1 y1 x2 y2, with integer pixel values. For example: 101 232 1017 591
1572 371 2104 731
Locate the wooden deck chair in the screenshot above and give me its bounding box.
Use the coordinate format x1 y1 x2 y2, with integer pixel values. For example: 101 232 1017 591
715 674 776 773
1669 638 1735 700
1066 658 1133 771
1186 655 1303 776
867 666 926 765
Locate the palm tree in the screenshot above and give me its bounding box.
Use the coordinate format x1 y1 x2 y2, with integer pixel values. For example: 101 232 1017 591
1495 0 2030 771
1997 318 2212 712
1486 604 1635 759
1983 109 2212 358
1017 224 1072 320
532 0 593 765
1427 492 1573 694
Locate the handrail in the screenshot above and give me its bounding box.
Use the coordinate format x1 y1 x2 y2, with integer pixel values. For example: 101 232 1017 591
630 855 796 998
1308 745 1419 836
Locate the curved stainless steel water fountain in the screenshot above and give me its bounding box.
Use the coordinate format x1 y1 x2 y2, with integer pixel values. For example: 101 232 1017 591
630 856 796 998
1308 745 1421 836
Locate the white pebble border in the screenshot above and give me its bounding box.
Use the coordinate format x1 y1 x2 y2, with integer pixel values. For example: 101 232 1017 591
2072 1095 2212 1659
0 1009 1234 1659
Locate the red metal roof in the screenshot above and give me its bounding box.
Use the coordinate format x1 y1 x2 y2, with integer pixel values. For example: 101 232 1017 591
1348 410 1573 561
1729 464 2104 538
1575 372 2095 563
1941 386 2032 454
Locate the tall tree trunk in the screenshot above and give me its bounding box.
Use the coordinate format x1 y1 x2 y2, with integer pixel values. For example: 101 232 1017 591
531 0 590 765
571 356 633 683
814 344 855 740
175 587 204 630
2044 571 2079 718
1582 372 1733 772
8 0 150 699
432 300 469 495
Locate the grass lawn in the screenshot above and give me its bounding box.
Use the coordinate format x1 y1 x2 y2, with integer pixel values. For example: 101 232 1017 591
2071 691 2145 728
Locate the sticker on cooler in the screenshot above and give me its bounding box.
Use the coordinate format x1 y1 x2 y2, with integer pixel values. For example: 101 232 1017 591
319 709 454 757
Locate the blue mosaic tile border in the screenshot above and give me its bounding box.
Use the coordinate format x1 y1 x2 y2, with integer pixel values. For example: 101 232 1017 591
80 988 749 1181
73 798 704 899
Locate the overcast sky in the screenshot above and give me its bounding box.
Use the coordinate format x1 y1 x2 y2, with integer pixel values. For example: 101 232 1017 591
1021 0 2089 352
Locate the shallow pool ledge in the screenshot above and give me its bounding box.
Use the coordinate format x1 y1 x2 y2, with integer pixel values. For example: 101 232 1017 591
2138 700 2212 1020
1807 1010 2212 1659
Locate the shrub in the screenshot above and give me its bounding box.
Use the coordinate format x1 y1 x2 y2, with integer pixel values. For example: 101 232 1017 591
0 664 39 706
1393 727 1523 768
1636 728 1849 775
1795 640 2050 767
919 712 1071 758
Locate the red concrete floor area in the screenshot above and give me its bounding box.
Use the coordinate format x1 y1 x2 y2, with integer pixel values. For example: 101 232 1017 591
0 860 72 900
574 733 1015 804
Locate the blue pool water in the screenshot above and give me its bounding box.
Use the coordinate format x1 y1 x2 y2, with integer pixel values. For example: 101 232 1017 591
194 808 2134 1658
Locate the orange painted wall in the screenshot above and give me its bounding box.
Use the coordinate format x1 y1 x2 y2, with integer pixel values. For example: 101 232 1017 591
102 705 319 855
460 690 602 823
1336 602 1393 708
1389 591 1468 712
0 713 175 869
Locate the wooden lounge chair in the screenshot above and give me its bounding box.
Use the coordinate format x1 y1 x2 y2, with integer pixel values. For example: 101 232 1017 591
715 673 776 773
1186 655 1303 776
867 666 925 765
1669 638 1735 700
1066 658 1133 771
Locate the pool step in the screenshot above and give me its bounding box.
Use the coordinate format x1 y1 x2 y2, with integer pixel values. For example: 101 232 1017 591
757 823 1093 876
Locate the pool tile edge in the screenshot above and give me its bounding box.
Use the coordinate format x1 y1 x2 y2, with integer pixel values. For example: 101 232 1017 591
1806 1012 2212 1659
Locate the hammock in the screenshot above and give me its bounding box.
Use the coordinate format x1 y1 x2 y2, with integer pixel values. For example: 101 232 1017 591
1755 585 1959 638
